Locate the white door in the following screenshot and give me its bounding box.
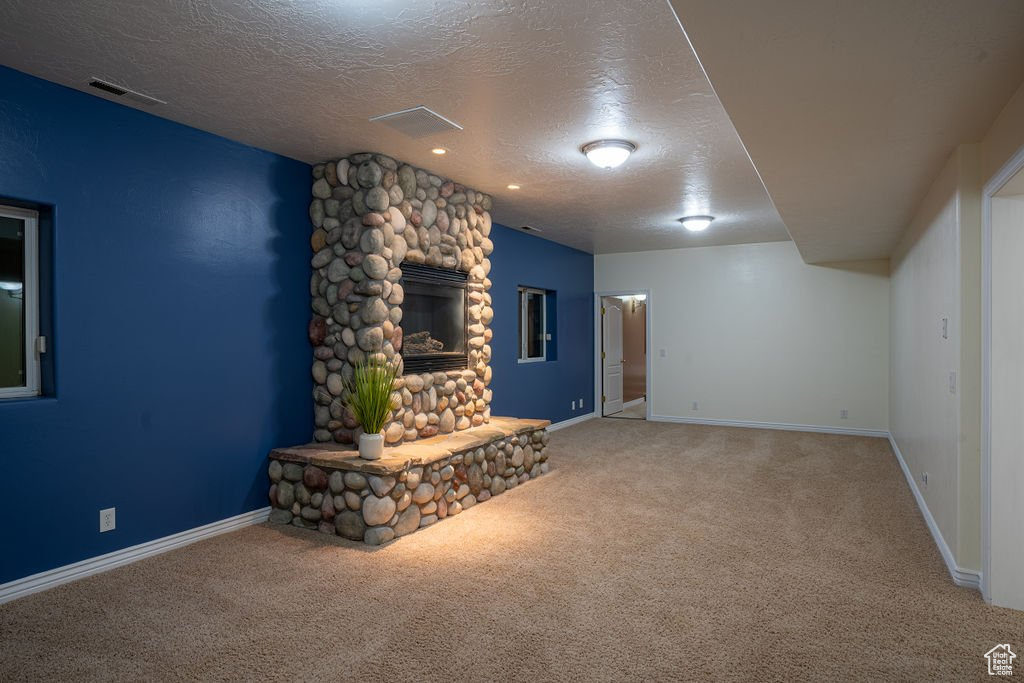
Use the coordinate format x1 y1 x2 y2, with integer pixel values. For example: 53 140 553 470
603 301 624 415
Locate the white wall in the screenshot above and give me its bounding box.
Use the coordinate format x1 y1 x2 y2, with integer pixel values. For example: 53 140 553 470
983 76 1024 607
595 241 889 432
889 146 980 572
887 76 1024 598
989 188 1024 608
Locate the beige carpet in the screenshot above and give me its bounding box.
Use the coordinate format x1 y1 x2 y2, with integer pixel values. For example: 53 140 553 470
2 419 1022 682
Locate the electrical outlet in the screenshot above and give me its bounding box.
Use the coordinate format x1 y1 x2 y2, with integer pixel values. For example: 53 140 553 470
579 397 583 408
571 400 576 410
922 472 929 489
692 401 698 411
659 349 666 358
100 507 116 533
840 409 848 419
949 371 957 394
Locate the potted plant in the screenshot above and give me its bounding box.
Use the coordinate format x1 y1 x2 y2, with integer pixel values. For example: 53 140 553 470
343 354 400 460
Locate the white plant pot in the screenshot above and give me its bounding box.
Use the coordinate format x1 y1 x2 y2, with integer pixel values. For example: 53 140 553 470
359 432 384 460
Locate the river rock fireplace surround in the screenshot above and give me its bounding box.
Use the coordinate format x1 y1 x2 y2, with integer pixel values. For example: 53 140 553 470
306 151 496 446
266 151 551 544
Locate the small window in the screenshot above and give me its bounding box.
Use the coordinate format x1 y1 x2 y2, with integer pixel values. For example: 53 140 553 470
518 287 547 362
0 205 40 398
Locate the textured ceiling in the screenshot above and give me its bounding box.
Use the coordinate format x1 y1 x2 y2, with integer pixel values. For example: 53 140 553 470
669 0 1024 263
0 0 790 255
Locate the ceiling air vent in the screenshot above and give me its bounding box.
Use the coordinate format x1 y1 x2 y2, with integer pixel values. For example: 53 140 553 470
88 77 166 107
369 105 463 139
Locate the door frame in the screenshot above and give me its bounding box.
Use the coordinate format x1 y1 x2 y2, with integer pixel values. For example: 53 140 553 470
981 143 1024 604
594 289 652 419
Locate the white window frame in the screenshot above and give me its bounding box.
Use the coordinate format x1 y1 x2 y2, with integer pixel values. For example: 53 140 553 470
518 286 547 363
0 205 40 399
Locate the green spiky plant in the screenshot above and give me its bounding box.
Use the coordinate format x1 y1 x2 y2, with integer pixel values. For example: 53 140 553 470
343 354 400 436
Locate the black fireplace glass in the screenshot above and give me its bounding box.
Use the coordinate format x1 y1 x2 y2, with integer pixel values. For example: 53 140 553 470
402 281 466 357
399 263 469 373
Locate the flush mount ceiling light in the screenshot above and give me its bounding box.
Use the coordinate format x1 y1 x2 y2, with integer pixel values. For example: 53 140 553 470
431 147 447 155
581 140 636 169
679 215 715 232
507 184 521 190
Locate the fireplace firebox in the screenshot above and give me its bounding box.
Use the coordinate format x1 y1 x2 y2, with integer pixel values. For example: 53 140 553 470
400 263 468 374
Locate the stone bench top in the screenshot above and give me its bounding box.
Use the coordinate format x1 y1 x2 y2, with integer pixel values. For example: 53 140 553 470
269 417 550 474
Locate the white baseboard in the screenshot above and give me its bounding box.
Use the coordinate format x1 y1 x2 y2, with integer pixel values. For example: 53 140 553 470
648 413 889 438
622 397 645 409
887 435 982 590
548 412 597 432
0 506 271 605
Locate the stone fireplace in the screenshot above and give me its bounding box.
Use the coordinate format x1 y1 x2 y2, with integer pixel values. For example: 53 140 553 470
307 152 494 446
266 151 551 545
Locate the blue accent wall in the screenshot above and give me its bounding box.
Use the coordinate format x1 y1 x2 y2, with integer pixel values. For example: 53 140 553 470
0 67 595 585
487 223 594 424
0 67 312 583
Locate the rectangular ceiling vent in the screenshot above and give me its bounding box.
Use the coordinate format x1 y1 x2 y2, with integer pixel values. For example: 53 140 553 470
369 105 463 139
88 77 166 107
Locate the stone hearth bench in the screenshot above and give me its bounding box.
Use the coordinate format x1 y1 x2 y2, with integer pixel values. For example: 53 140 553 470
266 417 551 545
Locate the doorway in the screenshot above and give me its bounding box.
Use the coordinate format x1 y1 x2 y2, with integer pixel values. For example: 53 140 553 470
983 147 1024 610
599 292 649 419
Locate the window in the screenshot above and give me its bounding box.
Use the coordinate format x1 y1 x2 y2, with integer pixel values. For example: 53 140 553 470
0 205 40 398
518 287 547 362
